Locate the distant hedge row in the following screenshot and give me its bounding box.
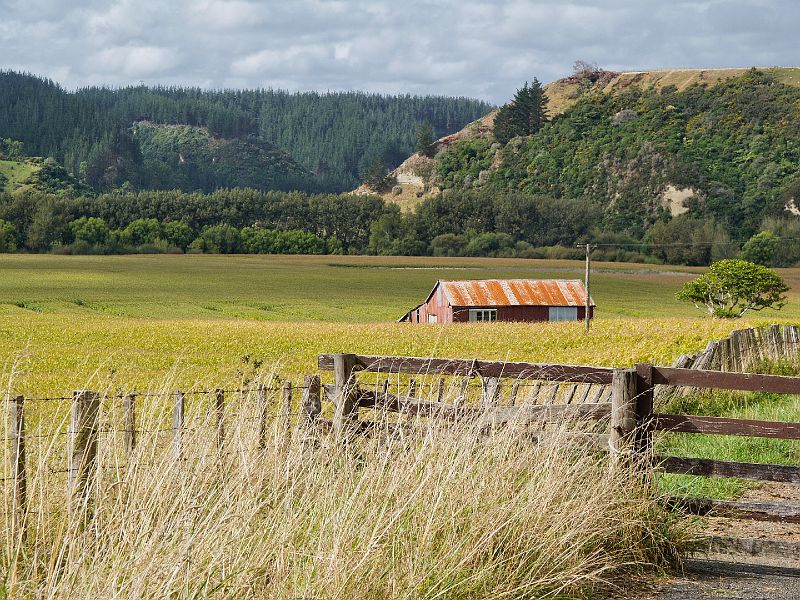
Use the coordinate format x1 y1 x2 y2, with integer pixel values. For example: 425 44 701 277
1 187 798 266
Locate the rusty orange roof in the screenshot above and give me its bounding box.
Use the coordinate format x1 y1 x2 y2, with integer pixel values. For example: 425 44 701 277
439 279 594 307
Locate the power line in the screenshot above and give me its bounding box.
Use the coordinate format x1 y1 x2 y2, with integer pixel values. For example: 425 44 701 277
585 236 800 249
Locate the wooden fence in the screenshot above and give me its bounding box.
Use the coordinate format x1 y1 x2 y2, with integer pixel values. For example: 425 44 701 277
317 352 800 559
662 325 800 398
3 382 323 529
5 341 800 557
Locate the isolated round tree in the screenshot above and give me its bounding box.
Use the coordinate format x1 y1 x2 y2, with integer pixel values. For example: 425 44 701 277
676 259 789 318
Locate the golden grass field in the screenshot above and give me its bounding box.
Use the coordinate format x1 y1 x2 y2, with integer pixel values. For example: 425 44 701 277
2 254 799 396
1 254 798 598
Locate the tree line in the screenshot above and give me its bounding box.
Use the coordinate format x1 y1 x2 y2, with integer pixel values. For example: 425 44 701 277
1 187 797 266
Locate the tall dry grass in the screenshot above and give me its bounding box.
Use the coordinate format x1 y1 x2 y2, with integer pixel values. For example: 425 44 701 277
1 375 691 599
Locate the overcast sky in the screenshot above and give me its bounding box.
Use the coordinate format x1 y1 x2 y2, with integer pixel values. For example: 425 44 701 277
1 0 796 104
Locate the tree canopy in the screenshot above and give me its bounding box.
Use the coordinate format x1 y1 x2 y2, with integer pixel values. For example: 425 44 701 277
493 79 548 144
0 71 492 193
676 259 789 318
414 122 436 158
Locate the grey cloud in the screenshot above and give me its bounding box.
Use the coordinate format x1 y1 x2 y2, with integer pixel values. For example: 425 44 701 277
0 0 797 103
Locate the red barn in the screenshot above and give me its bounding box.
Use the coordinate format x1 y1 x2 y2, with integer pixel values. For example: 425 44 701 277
399 279 595 324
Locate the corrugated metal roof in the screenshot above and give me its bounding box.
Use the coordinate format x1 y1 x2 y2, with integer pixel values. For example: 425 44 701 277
440 279 594 307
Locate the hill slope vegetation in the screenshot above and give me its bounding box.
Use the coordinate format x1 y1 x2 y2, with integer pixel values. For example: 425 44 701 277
372 68 800 263
0 71 492 193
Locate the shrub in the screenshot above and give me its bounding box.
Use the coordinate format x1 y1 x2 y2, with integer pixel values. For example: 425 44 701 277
189 224 242 254
69 216 110 246
677 259 789 318
122 218 162 246
0 218 18 252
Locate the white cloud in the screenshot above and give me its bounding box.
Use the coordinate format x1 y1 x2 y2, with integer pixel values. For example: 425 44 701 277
189 0 266 30
87 46 180 78
0 0 797 102
232 45 330 76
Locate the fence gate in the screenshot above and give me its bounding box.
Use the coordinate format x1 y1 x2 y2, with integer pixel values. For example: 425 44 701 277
641 363 800 560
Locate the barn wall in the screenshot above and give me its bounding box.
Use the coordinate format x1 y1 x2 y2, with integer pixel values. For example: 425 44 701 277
451 305 594 323
410 283 452 323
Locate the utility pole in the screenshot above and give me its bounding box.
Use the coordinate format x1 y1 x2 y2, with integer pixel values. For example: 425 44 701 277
577 243 594 332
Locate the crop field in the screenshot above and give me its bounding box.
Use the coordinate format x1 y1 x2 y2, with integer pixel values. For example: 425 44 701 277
3 253 799 396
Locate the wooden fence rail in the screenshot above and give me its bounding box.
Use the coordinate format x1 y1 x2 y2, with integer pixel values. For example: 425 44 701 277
317 354 615 383
317 351 800 546
5 341 800 558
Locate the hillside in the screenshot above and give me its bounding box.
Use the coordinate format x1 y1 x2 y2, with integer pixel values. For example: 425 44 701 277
132 121 312 193
371 67 800 231
0 71 492 194
0 138 87 196
0 158 36 192
544 66 800 116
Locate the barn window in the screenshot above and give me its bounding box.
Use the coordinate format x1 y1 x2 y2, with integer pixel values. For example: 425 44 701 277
548 306 578 321
428 314 438 323
468 309 497 322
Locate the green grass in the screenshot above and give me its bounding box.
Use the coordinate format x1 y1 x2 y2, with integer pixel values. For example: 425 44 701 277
2 253 800 321
658 386 800 499
768 66 800 87
0 159 36 192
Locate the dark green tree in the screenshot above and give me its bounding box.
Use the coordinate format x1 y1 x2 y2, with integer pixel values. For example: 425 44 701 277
364 157 392 193
189 224 241 253
740 230 779 266
162 221 194 250
493 79 548 144
26 197 69 251
122 218 161 246
677 259 789 318
0 218 17 251
414 122 436 157
69 217 110 246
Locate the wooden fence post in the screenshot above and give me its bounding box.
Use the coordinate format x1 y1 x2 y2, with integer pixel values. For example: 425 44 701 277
381 379 390 406
529 381 542 404
482 377 500 406
456 378 469 407
437 378 445 404
215 389 225 450
123 393 136 455
280 381 292 436
634 364 655 459
564 384 579 405
173 390 184 458
544 384 559 405
332 354 358 435
610 370 637 468
257 383 268 450
301 375 321 425
69 390 99 517
577 384 592 404
510 379 520 405
10 395 26 537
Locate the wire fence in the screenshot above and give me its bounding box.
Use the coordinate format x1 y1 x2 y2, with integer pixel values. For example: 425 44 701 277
1 365 619 495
